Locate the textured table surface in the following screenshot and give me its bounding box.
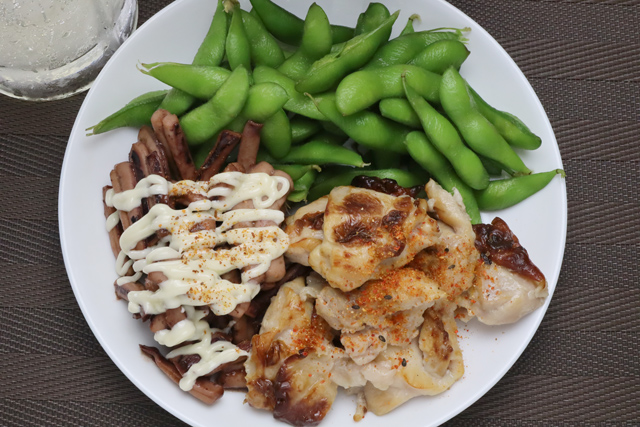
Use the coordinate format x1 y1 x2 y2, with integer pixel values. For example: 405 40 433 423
1 0 638 426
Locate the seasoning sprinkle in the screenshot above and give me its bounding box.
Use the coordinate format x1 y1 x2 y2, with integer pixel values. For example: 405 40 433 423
448 264 456 269
378 335 386 342
401 358 407 367
384 295 392 300
352 304 361 310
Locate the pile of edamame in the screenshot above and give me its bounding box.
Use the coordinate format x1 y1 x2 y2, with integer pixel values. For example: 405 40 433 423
87 0 564 223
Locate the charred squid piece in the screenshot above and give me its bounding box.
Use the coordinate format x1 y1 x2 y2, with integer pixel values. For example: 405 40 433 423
114 280 145 301
112 162 146 250
160 112 198 181
218 368 248 389
237 120 263 171
138 125 171 179
139 345 224 405
129 141 151 183
151 109 180 178
103 185 123 258
149 307 187 333
198 130 242 181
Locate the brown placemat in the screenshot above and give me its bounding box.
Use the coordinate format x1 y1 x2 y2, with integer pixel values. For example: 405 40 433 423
1 0 638 426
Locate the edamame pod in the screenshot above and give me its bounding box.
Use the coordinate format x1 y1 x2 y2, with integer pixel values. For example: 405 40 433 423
313 94 410 153
296 11 400 94
354 3 391 37
308 168 423 201
226 82 289 131
364 29 466 69
288 168 319 202
469 87 542 150
192 0 229 67
336 64 441 115
440 67 531 175
290 117 323 144
180 66 251 146
278 3 333 81
226 5 252 71
160 0 229 116
379 98 421 128
405 131 481 224
86 90 168 135
278 140 367 167
403 78 489 190
253 66 327 120
241 10 285 68
408 39 470 74
474 169 565 210
260 109 292 159
272 164 321 181
249 0 354 45
139 63 231 100
400 14 419 36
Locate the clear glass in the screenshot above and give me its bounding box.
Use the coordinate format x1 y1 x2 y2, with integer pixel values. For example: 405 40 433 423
0 0 138 101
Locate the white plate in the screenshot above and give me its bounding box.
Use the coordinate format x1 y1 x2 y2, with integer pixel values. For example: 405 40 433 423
59 0 567 426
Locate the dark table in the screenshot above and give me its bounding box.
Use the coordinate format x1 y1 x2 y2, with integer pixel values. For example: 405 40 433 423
1 0 638 425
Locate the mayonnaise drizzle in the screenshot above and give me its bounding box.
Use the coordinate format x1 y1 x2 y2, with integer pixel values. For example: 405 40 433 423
105 172 289 391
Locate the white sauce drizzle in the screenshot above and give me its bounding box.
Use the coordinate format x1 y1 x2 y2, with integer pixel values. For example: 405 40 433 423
105 172 289 391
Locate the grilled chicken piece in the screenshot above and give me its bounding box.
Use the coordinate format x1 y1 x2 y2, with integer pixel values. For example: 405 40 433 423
461 217 548 325
315 268 445 365
307 186 439 292
284 197 328 266
408 180 479 300
351 301 464 415
245 277 343 426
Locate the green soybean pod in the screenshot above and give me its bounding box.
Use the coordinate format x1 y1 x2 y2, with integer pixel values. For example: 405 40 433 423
253 65 327 120
160 0 229 116
278 140 368 167
260 109 292 159
278 3 333 81
288 168 319 202
364 29 466 69
180 66 250 146
354 2 391 36
440 67 531 176
139 63 231 100
249 0 354 45
272 164 320 181
335 64 441 115
403 78 489 190
474 169 565 211
240 10 285 68
226 82 289 131
296 11 399 94
399 14 419 36
308 168 424 201
226 5 252 71
308 130 349 146
469 87 542 150
86 90 169 135
405 131 481 224
290 117 323 144
379 98 422 128
408 39 470 74
313 94 410 154
192 0 229 67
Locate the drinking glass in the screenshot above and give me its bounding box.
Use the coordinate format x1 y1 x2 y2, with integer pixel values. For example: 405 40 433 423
0 0 138 101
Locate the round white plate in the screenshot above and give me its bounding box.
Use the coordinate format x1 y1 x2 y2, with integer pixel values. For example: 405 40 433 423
59 0 567 426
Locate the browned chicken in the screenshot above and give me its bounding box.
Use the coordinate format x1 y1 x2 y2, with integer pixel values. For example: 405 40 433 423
306 186 439 292
244 277 345 426
315 268 445 365
284 197 328 267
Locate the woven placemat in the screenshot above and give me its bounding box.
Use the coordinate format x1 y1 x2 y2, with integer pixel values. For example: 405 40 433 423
1 0 638 426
